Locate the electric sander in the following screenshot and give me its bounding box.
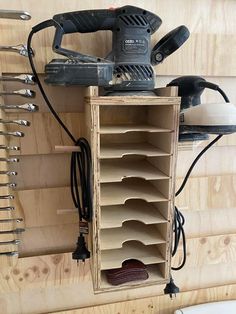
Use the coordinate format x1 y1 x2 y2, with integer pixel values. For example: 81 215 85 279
44 5 190 91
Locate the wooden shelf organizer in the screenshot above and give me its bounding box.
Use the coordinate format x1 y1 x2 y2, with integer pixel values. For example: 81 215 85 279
85 87 180 292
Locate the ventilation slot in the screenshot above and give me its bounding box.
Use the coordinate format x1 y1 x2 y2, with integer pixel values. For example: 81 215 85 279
115 65 154 81
119 15 147 26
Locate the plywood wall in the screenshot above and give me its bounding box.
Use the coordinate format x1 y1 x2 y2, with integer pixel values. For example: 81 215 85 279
0 0 235 313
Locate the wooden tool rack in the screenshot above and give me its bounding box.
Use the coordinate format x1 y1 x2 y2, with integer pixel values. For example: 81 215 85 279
85 87 180 292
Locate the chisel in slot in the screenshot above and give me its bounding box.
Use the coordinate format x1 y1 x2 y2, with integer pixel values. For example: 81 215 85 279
0 206 15 211
0 171 17 176
0 145 19 151
0 239 20 245
0 44 34 57
0 157 19 162
0 131 24 137
0 89 35 98
0 118 30 126
0 74 35 85
0 103 38 112
0 183 16 188
0 10 31 20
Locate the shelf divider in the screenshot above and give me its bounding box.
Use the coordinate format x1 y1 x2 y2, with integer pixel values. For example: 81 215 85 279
100 142 171 159
100 221 166 250
100 179 169 206
101 242 165 270
100 159 169 183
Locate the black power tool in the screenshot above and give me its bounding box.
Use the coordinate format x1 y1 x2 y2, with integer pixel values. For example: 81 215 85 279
44 5 190 91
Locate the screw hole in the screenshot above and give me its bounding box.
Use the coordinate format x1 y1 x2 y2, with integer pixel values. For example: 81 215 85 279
122 9 126 13
147 29 150 33
143 10 146 15
55 45 59 49
97 58 101 62
116 74 121 78
117 28 120 32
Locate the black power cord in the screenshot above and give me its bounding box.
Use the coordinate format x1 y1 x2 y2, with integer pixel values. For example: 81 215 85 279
165 82 230 297
27 20 92 262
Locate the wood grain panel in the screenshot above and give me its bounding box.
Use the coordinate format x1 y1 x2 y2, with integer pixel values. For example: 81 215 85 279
5 112 85 155
0 251 236 314
2 79 85 113
175 174 236 211
183 208 236 239
16 187 76 228
19 224 78 257
11 154 71 190
51 284 236 314
173 234 236 268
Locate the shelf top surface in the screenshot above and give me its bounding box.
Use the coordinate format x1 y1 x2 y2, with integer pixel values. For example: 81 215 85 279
101 201 167 228
100 143 171 159
100 221 166 250
100 159 169 183
100 124 173 134
101 242 165 270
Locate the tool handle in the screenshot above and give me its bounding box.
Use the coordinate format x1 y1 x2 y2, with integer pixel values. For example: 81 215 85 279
53 9 116 33
151 25 190 65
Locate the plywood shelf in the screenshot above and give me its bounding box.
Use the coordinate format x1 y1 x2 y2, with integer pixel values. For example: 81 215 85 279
101 201 167 228
100 124 172 134
100 179 168 206
100 221 166 250
101 242 165 270
100 264 165 290
100 143 171 159
100 159 169 183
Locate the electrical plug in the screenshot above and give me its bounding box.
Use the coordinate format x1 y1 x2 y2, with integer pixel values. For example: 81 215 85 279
72 234 90 262
164 276 180 299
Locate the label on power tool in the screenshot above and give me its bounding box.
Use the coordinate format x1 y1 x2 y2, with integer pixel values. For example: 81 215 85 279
123 38 147 53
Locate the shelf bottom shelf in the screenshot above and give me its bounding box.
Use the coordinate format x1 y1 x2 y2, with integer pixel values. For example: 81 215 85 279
99 264 166 291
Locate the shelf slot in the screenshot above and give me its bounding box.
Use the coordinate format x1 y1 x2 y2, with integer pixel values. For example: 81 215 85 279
100 159 169 183
100 221 166 250
101 242 166 270
101 200 167 228
100 124 172 134
100 263 165 289
100 142 171 159
100 179 169 206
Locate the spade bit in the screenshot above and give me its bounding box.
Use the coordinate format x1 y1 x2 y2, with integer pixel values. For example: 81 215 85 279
0 171 17 176
0 157 19 163
0 182 16 188
0 44 34 57
0 118 30 126
0 103 38 112
0 131 24 137
0 89 35 98
0 74 35 85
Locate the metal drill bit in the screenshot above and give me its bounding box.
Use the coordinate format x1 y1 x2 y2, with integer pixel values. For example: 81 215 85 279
0 131 24 137
0 218 23 223
0 182 16 188
0 228 24 234
0 118 30 126
0 206 14 211
0 44 34 57
0 171 17 176
0 251 18 256
0 89 36 98
0 157 19 162
0 145 19 151
0 103 38 112
0 239 20 245
0 195 14 200
0 74 35 85
0 10 31 20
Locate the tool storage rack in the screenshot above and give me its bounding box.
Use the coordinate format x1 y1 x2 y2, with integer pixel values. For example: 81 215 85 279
85 87 180 292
